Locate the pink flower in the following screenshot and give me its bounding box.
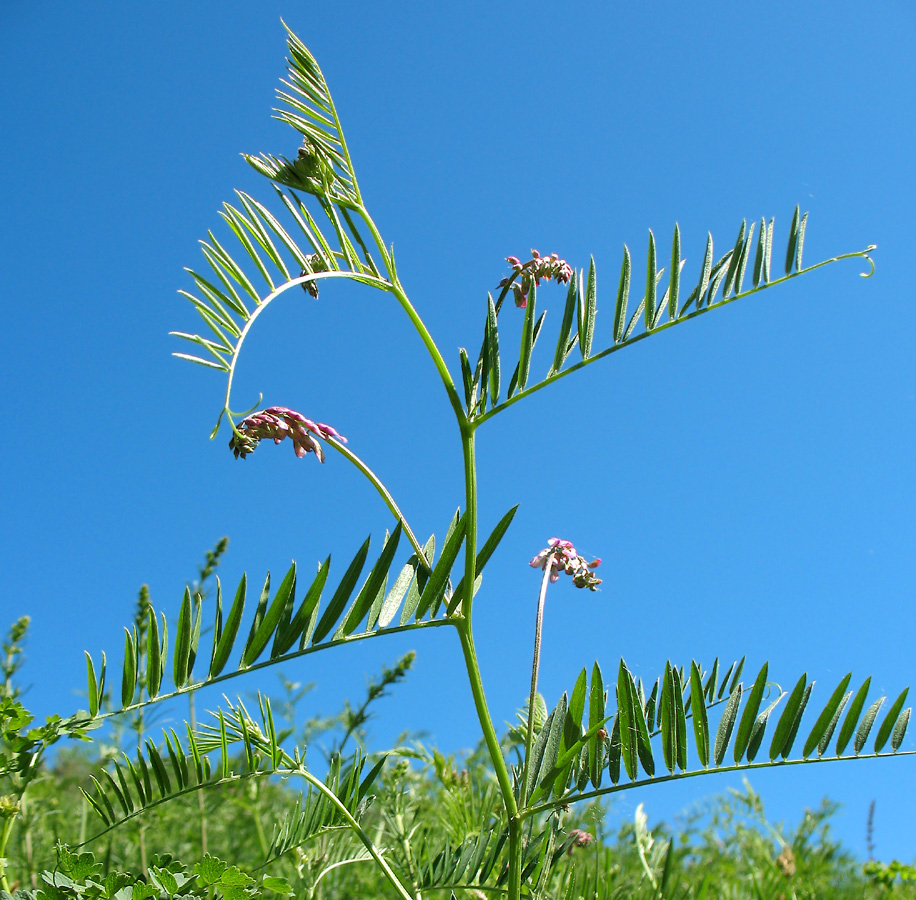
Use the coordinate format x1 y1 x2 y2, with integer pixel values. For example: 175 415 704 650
529 538 602 590
229 406 346 462
499 250 573 309
567 829 594 854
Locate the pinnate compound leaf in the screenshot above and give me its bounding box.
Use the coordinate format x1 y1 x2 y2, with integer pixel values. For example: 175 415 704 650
802 673 852 758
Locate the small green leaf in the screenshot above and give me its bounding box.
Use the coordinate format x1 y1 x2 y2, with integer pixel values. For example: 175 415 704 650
668 224 681 321
735 220 754 295
795 211 808 271
697 233 713 309
785 205 800 275
279 557 330 653
746 694 784 763
459 348 474 411
487 294 500 406
690 661 710 768
241 572 272 666
244 563 298 666
340 524 402 636
874 688 908 753
673 666 687 771
423 512 468 617
891 707 911 751
580 257 597 358
722 219 746 299
753 216 767 287
518 280 537 390
802 673 852 759
400 534 435 625
660 662 677 774
146 608 162 699
765 217 774 283
553 270 578 373
780 683 813 759
836 677 871 755
378 556 419 629
588 661 605 789
613 245 631 343
734 662 768 763
769 674 807 760
85 652 99 717
855 696 885 754
644 230 657 330
714 685 742 766
121 628 136 708
312 536 371 644
818 691 851 757
174 587 194 688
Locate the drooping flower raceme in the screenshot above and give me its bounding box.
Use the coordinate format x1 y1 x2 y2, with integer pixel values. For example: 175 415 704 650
229 406 346 462
529 538 601 590
498 250 573 309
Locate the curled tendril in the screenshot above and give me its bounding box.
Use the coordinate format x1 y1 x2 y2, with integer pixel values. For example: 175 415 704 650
860 248 877 278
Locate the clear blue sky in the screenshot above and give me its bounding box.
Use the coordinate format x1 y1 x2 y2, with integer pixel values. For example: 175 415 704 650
2 1 914 863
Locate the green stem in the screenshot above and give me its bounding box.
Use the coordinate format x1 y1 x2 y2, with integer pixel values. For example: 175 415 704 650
297 768 414 900
0 814 14 892
521 563 554 807
455 426 524 900
475 247 876 427
325 439 431 572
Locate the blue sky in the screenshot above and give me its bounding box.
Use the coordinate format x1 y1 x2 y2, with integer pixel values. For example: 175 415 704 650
2 1 914 863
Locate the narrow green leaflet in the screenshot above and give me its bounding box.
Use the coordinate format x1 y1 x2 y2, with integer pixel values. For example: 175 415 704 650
753 216 767 287
487 294 500 407
690 662 710 768
668 224 681 321
769 674 808 760
613 245 631 343
339 524 402 637
579 257 597 358
588 662 605 788
659 663 677 774
795 211 808 271
644 230 657 330
854 696 885 754
377 555 420 629
817 691 851 757
733 662 768 763
722 219 746 299
553 270 578 373
422 511 467 617
874 688 909 753
780 683 813 759
802 673 852 759
277 557 330 653
518 280 537 391
311 536 371 644
173 588 194 688
121 629 137 708
243 563 298 666
836 677 871 755
892 708 911 751
714 685 742 767
147 609 164 699
785 205 800 275
85 652 100 717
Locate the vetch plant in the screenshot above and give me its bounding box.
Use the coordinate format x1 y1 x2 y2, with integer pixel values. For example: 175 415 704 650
25 23 906 900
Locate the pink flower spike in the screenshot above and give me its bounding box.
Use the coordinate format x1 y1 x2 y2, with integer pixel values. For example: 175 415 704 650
229 406 346 462
530 538 602 590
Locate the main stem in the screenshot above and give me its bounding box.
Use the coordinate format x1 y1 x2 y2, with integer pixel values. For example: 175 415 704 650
456 426 524 900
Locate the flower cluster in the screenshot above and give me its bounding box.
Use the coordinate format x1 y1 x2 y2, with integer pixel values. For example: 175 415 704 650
498 250 573 309
228 406 346 462
567 829 594 854
529 538 602 590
